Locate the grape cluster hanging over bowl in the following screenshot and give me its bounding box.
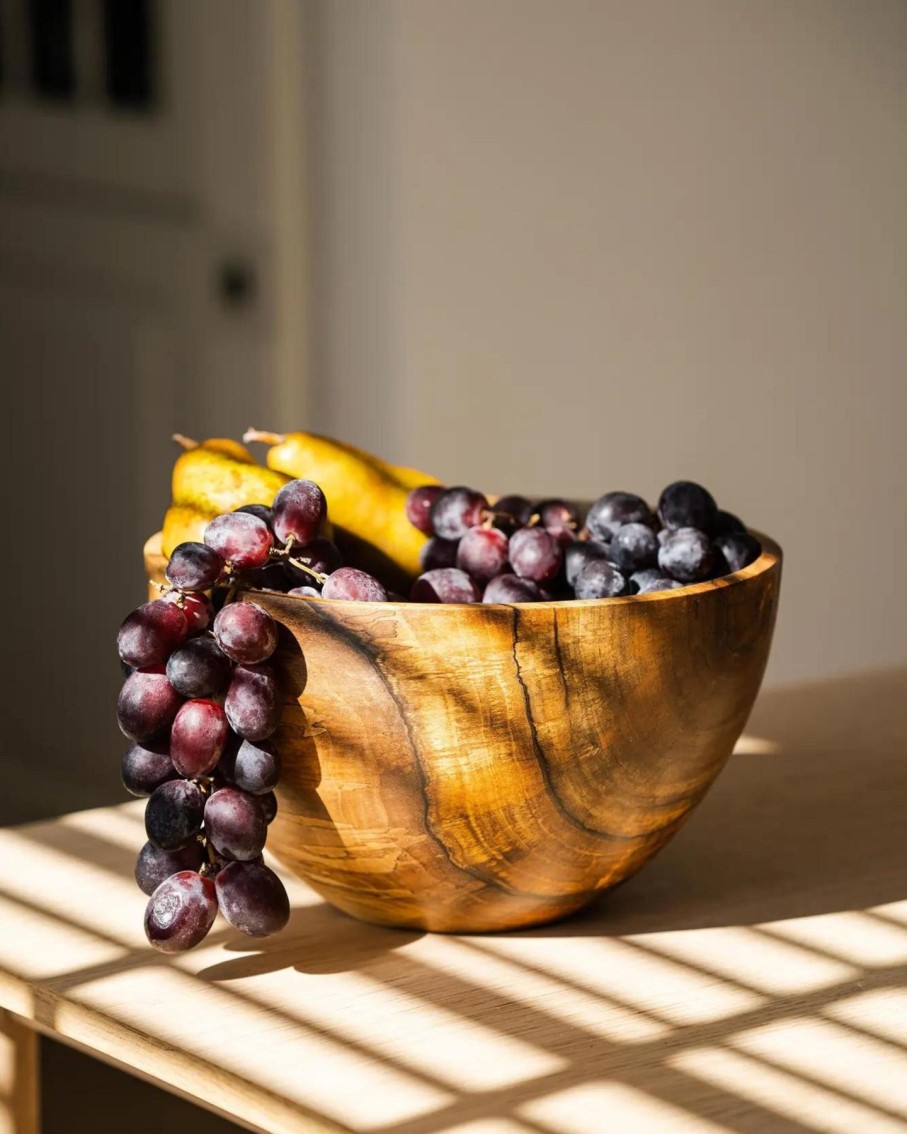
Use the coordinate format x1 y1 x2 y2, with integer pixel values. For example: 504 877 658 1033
116 477 383 951
119 469 762 951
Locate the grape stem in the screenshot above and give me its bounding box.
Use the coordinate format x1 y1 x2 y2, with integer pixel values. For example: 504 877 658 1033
286 557 328 585
271 535 328 585
483 509 518 527
222 578 242 607
243 427 285 446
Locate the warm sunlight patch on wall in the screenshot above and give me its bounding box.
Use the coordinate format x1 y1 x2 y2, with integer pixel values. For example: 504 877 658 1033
672 1046 907 1134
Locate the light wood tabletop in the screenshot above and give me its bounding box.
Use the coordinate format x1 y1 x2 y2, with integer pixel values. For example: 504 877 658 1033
1 668 905 1134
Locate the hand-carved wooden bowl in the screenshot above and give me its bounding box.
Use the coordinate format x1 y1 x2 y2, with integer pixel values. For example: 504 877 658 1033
145 531 781 932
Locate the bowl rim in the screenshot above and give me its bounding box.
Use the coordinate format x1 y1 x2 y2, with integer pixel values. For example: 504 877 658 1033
145 529 781 611
199 529 782 612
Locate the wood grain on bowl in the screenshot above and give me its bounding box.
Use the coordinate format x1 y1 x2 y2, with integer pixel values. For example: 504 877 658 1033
144 530 781 932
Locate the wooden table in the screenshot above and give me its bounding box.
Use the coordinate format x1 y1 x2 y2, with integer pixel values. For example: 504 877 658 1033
1 668 905 1134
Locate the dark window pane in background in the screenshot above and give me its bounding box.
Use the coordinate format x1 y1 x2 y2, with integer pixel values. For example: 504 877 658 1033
103 0 154 109
29 0 75 100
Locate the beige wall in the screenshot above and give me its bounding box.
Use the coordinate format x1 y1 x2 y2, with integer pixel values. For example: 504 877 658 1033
308 0 907 687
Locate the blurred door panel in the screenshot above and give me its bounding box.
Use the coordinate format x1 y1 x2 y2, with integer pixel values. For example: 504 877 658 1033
0 0 307 818
0 201 189 814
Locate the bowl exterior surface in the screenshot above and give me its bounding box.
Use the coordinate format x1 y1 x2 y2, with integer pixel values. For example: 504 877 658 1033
145 532 781 932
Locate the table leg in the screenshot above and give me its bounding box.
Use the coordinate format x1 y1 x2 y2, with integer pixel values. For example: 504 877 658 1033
0 1011 39 1134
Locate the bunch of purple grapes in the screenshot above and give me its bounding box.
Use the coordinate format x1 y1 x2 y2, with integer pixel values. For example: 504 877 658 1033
405 480 761 603
117 477 391 953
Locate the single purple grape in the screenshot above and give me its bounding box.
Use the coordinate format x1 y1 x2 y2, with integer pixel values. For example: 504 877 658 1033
430 487 488 541
574 560 630 599
658 527 715 581
564 540 611 587
165 542 225 592
287 585 322 597
608 523 659 573
410 568 481 604
482 574 543 603
204 512 274 571
321 568 388 602
204 787 267 861
121 742 178 797
508 528 563 583
657 481 718 533
631 568 684 594
260 791 278 825
170 699 229 778
225 663 280 741
219 738 280 795
536 499 579 542
406 485 444 535
493 495 534 527
586 493 653 540
713 531 761 574
145 780 204 851
117 600 188 668
714 509 746 536
456 526 510 582
420 537 459 572
117 666 183 743
164 591 212 634
215 860 290 937
166 635 233 699
213 602 278 665
236 503 274 527
144 871 218 953
631 567 667 591
135 840 205 896
272 479 327 545
709 547 731 579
